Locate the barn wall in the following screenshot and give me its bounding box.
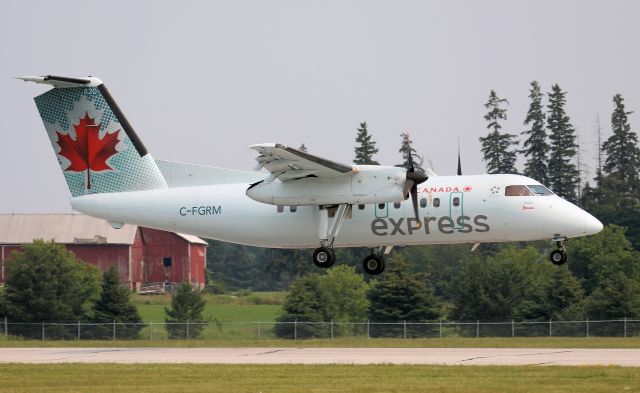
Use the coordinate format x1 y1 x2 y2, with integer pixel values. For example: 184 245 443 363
140 228 190 285
190 243 206 288
67 244 131 285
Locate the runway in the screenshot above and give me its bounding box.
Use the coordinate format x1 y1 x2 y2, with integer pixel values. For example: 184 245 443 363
1 347 639 366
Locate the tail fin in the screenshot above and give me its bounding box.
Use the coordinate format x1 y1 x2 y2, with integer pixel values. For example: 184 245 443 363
19 75 167 197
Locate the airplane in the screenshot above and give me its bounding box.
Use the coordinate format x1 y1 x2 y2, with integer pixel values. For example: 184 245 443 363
17 75 604 275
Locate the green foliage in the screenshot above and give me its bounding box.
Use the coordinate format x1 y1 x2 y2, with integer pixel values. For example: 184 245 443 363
398 132 423 170
318 265 369 335
274 274 327 338
367 254 440 337
602 94 640 193
547 84 579 202
353 121 379 165
4 241 100 339
521 81 549 184
164 283 208 339
449 246 585 322
88 265 143 339
479 90 518 174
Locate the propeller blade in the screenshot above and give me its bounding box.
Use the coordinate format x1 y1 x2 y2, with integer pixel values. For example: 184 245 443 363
403 179 415 199
410 183 421 228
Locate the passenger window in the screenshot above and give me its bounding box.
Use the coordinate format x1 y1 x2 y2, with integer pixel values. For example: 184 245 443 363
505 185 534 197
358 204 365 210
289 206 297 213
453 197 460 206
378 203 386 209
277 205 284 213
433 198 440 208
527 185 554 196
393 202 401 209
420 198 427 208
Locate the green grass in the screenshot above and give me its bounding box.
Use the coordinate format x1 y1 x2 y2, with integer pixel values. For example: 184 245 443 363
1 337 640 348
137 304 281 323
0 364 638 393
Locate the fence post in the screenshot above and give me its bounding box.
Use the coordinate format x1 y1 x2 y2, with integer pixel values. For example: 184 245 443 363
294 319 297 341
512 319 515 338
586 318 589 338
41 321 45 341
367 320 370 339
439 320 442 339
112 320 116 341
77 321 80 340
403 321 407 339
624 317 627 338
549 318 552 337
330 321 334 340
476 320 479 338
186 320 190 340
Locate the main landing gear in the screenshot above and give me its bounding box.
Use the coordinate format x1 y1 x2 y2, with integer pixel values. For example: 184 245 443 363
312 246 335 268
312 204 349 270
362 246 392 275
549 236 567 266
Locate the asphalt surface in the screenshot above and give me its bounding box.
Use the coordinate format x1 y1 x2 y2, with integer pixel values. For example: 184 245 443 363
1 347 639 366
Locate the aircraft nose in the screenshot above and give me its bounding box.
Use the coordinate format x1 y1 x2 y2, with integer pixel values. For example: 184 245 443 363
584 213 604 235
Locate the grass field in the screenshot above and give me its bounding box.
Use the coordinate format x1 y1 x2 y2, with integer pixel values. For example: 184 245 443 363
0 364 638 393
1 337 640 348
133 291 282 323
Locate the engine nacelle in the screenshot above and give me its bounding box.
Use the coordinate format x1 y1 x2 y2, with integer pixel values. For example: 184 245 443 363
246 165 407 206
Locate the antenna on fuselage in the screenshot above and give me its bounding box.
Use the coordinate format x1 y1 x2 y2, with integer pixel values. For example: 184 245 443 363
457 139 462 176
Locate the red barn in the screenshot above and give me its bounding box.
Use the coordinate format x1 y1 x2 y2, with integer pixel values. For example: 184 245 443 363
0 214 207 290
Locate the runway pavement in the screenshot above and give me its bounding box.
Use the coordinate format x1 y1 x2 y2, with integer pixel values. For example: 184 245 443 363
1 347 639 366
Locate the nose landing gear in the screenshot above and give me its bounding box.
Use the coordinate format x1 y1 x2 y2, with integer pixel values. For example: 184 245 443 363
549 236 567 265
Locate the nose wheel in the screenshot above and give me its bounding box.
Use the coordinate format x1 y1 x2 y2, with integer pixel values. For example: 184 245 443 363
549 236 567 265
312 246 335 268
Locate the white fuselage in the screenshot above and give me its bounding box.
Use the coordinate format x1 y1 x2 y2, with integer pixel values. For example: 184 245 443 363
70 174 603 249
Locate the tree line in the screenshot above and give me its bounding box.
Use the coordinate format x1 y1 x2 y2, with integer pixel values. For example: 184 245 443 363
0 241 207 340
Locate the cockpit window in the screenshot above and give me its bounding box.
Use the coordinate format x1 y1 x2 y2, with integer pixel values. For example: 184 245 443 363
527 185 554 196
505 185 534 196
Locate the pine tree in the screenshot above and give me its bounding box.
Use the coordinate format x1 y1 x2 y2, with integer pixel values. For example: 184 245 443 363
521 81 549 184
367 254 440 337
298 143 308 153
547 84 579 202
90 265 143 339
354 122 379 165
274 274 328 339
398 132 423 170
602 94 640 194
164 282 208 339
479 90 518 174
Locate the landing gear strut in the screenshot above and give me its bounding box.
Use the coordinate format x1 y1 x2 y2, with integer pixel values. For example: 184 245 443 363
549 236 567 266
312 204 350 270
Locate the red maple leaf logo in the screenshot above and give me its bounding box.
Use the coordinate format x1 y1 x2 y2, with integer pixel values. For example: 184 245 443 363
56 112 120 189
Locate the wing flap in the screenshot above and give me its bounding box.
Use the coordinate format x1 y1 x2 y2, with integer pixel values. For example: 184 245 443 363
250 143 354 181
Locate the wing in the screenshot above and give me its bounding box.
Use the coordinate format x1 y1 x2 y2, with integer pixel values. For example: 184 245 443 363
250 143 356 181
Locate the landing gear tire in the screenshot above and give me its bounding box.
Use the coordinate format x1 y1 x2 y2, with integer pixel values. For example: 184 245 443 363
550 249 567 265
363 254 385 275
312 246 335 268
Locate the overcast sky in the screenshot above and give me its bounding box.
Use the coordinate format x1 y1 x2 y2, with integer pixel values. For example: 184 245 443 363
1 0 638 213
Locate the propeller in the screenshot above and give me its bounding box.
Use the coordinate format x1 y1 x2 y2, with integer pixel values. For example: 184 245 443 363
405 152 428 226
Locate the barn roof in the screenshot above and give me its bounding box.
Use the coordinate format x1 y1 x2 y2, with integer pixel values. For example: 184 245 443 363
0 214 207 245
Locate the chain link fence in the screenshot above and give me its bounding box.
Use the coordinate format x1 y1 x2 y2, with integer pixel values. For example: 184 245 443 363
2 317 640 340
